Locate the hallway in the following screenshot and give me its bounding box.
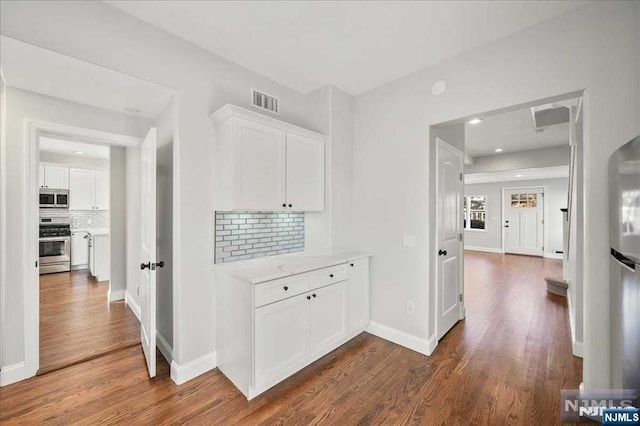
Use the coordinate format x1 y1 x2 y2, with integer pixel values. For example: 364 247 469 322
39 270 140 374
1 252 582 424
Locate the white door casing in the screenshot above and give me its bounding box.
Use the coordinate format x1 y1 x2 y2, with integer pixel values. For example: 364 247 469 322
140 127 157 378
503 188 544 256
436 138 464 340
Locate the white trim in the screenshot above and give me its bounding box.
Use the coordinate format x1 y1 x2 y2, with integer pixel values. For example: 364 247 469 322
464 246 504 254
572 340 584 358
366 322 435 356
0 72 6 370
0 362 26 387
157 332 173 364
125 291 141 322
210 104 324 141
23 120 144 383
544 252 564 260
107 289 125 302
170 351 217 385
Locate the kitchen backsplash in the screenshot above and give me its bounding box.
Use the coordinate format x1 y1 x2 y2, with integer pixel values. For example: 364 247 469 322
40 209 110 229
215 211 304 263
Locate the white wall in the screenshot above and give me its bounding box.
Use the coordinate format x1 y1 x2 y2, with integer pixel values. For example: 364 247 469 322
0 0 315 372
305 85 355 254
352 1 639 389
109 146 126 299
466 145 570 174
1 87 151 367
464 178 568 256
39 151 108 169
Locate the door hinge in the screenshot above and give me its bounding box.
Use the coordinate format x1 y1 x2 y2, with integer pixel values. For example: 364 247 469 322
459 172 463 181
459 294 463 302
459 233 463 242
35 260 38 268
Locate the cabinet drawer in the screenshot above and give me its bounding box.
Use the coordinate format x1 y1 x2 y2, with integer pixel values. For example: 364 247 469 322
310 265 347 290
255 275 309 307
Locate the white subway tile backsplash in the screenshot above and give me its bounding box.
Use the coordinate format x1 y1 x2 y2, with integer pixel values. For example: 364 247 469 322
40 209 109 229
215 211 304 263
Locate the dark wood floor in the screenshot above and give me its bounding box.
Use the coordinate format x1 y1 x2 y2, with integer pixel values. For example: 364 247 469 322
2 253 581 424
39 269 140 374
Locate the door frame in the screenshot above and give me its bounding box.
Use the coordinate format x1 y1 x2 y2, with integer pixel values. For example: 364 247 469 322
501 185 547 256
23 119 141 378
434 137 465 344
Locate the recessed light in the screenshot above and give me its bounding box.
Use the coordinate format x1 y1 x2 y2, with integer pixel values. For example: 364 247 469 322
124 107 141 114
516 174 524 177
467 118 483 125
74 151 84 155
431 80 447 96
495 148 503 153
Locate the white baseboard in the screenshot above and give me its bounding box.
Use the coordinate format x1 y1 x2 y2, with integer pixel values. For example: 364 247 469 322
157 332 173 364
544 252 564 260
572 340 584 358
0 362 26 387
366 321 434 356
125 291 141 322
108 289 125 302
170 351 217 385
464 246 504 254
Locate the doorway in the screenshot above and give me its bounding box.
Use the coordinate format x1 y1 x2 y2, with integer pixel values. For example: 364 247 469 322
35 127 146 375
430 92 584 357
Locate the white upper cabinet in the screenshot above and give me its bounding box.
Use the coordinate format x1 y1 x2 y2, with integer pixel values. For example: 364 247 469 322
69 168 109 210
285 132 324 211
232 118 286 210
94 170 110 210
40 164 70 189
211 104 325 212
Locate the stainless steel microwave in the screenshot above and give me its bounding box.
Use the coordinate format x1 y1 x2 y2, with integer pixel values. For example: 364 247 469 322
39 188 69 209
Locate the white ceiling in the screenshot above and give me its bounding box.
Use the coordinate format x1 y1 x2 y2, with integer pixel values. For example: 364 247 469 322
465 107 570 157
40 137 110 159
105 1 587 95
0 36 174 119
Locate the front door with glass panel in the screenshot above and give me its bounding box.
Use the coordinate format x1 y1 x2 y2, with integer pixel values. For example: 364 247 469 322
504 188 544 256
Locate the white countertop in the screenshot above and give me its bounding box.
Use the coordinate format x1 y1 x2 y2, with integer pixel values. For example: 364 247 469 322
213 251 371 284
71 228 110 236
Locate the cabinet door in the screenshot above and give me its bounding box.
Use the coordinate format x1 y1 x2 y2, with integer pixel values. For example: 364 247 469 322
232 118 286 210
285 133 324 211
69 169 96 210
348 258 370 333
94 170 110 210
308 281 348 357
39 164 45 188
44 165 69 189
254 293 308 387
71 232 89 266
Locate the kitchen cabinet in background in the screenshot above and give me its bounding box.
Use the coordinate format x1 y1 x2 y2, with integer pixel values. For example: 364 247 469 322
39 163 70 189
69 168 109 210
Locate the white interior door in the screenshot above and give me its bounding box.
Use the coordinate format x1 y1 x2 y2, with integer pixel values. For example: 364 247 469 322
140 127 157 377
504 188 544 256
436 138 463 340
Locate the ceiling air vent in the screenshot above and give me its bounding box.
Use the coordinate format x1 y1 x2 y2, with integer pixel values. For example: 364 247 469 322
251 89 279 115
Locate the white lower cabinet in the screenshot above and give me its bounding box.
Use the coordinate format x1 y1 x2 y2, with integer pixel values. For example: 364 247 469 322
216 258 370 400
255 293 309 386
71 232 89 267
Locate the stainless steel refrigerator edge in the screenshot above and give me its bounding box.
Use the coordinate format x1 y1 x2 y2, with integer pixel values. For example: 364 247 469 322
609 135 640 392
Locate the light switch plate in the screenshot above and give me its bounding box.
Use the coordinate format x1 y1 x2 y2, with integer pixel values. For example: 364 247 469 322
403 234 416 248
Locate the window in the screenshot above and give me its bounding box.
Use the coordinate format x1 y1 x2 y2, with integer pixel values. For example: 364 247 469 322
464 196 486 230
510 193 538 208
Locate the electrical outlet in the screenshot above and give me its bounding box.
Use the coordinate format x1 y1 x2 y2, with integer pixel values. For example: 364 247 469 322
403 234 416 248
406 301 415 316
